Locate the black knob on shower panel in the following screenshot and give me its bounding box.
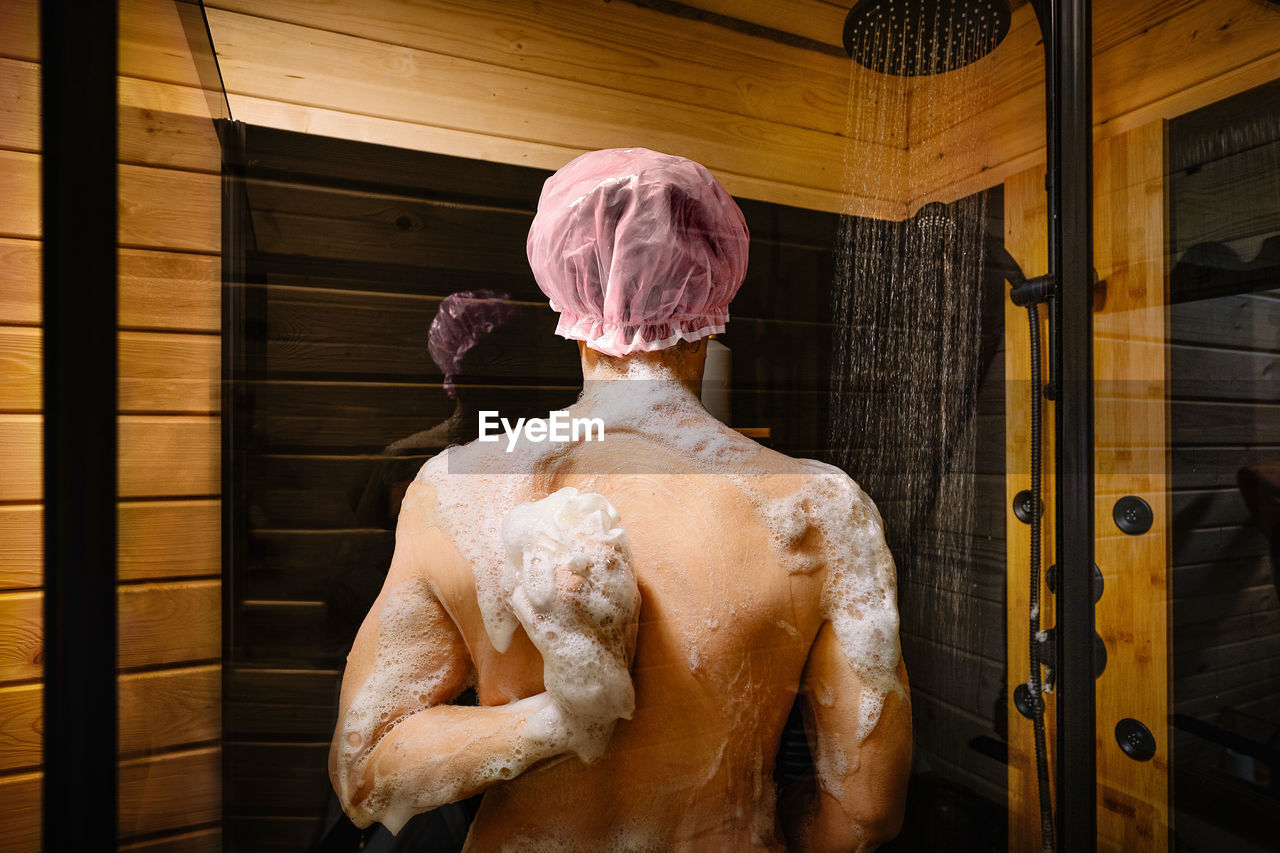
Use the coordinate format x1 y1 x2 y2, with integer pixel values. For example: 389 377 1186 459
1113 495 1154 535
1115 718 1157 761
1045 562 1104 603
1013 683 1040 720
1013 490 1044 524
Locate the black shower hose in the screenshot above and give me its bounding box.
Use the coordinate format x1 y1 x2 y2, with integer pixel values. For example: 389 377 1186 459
1026 302 1056 852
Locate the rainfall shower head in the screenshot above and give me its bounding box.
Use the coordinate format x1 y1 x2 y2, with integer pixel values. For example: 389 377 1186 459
913 201 956 241
843 0 1012 76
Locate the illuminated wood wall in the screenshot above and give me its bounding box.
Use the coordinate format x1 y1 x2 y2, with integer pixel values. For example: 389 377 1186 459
0 1 222 850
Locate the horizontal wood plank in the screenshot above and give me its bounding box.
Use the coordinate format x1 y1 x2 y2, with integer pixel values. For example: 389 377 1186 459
118 746 222 840
0 500 220 589
120 499 222 581
120 827 222 853
121 248 221 333
0 664 220 771
0 415 220 502
0 415 40 502
120 416 222 498
209 0 866 139
0 505 39 589
0 0 37 62
0 150 39 239
1 326 222 414
0 581 220 681
0 325 38 411
676 0 847 50
205 8 905 216
0 58 38 153
0 237 39 326
120 330 220 414
227 667 340 741
119 76 222 174
0 770 40 850
910 0 1280 205
120 164 221 254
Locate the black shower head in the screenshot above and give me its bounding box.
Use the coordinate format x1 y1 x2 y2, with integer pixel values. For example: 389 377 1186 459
843 0 1012 75
913 201 956 241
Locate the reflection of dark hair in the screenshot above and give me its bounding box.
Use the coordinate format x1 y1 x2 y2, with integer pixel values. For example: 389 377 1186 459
428 291 522 398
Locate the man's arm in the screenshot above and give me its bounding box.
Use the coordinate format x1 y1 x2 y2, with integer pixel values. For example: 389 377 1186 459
781 624 912 852
328 482 580 834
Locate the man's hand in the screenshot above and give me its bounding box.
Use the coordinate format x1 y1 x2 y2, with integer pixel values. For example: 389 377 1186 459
503 487 641 761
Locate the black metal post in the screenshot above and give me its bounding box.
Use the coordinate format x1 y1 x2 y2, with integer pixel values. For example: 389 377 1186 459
41 1 119 850
1052 0 1097 850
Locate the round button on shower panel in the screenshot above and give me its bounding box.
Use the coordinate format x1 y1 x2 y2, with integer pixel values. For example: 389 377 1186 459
1113 495 1154 535
1115 718 1157 762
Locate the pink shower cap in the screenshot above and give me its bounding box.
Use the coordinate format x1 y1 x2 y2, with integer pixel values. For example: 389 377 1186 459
526 148 749 357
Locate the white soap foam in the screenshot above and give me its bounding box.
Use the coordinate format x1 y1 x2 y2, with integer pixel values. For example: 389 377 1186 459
391 368 901 830
500 487 640 761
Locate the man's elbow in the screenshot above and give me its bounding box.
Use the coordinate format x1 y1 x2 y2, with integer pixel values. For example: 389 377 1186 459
855 804 906 850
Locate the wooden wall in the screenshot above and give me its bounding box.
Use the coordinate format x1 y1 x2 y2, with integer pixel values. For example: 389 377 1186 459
0 1 222 849
910 0 1280 210
1166 82 1280 846
196 0 1280 222
201 0 902 219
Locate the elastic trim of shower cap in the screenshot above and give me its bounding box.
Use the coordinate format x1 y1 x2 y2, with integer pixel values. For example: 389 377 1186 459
553 310 729 357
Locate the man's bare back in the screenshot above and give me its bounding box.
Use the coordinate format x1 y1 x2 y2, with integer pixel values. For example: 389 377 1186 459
330 356 911 851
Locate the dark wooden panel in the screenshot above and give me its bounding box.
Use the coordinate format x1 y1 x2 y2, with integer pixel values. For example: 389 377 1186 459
1173 524 1272 566
247 178 535 276
901 633 1004 725
224 743 332 818
1173 556 1275 599
247 529 392 600
1173 584 1280 628
1169 345 1280 402
226 668 340 742
1173 488 1258 531
1169 291 1280 350
908 689 1007 792
1172 447 1280 491
1171 401 1280 445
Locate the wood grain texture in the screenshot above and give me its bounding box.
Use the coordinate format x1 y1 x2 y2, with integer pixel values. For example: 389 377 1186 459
0 500 220 589
0 415 40 502
120 330 220 414
0 325 38 411
1091 121 1170 853
910 0 1280 207
0 581 220 681
0 159 223 251
0 664 219 772
0 238 39 326
120 827 222 853
0 505 39 589
0 769 39 851
205 6 906 217
119 416 221 498
120 248 221 333
119 76 222 174
0 150 39 238
119 164 221 254
208 0 866 139
118 746 222 840
678 0 847 49
1004 162 1057 853
0 415 219 501
120 0 213 89
0 58 37 153
0 0 37 62
120 499 222 581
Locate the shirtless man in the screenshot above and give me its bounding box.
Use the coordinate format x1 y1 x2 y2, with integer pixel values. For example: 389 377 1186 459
329 149 912 851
